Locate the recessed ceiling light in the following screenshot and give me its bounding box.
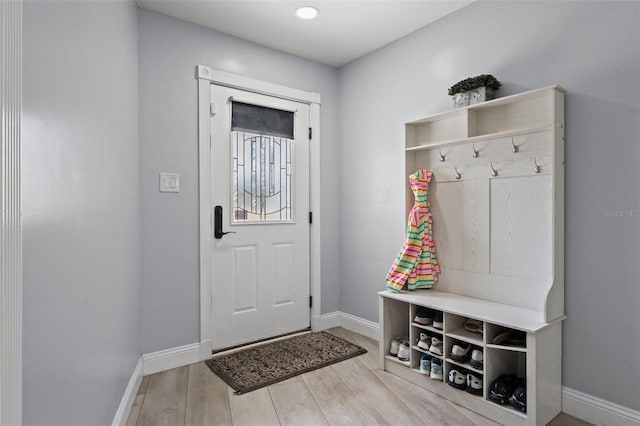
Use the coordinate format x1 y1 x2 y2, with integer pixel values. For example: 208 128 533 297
296 6 319 20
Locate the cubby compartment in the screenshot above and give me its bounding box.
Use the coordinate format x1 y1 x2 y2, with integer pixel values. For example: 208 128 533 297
413 330 443 358
412 348 445 382
485 347 527 416
409 304 444 334
444 361 484 398
467 93 552 138
405 109 467 149
445 336 484 375
486 323 527 351
381 297 410 367
444 313 484 346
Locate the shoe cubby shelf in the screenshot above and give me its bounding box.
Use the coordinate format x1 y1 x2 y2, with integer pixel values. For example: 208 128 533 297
486 343 527 353
384 355 410 368
446 327 483 346
446 357 483 376
411 322 442 335
380 291 563 426
411 345 442 359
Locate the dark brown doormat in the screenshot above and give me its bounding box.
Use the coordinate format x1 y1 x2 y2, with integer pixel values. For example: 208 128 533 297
205 331 367 394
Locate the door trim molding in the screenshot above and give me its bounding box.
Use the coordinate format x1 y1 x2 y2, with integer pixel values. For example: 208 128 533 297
1 1 22 424
196 65 321 357
196 66 321 104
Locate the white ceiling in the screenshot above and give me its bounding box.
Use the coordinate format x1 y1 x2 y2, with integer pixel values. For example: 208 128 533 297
136 0 473 67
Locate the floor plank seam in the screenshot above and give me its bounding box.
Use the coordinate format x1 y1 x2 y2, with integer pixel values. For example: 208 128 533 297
182 366 191 426
299 373 332 426
134 390 148 426
227 385 237 425
223 379 233 425
266 386 283 426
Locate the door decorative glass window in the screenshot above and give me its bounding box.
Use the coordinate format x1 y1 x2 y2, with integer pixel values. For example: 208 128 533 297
231 101 295 222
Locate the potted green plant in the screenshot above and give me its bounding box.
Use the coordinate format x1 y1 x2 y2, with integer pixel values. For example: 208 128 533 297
448 74 501 108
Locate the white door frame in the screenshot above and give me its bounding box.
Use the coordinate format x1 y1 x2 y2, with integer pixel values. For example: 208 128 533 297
196 65 322 359
1 0 22 424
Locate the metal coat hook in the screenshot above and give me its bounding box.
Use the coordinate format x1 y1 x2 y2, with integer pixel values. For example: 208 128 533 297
490 162 498 177
472 144 479 158
439 149 446 162
533 158 541 174
512 138 519 153
455 166 461 180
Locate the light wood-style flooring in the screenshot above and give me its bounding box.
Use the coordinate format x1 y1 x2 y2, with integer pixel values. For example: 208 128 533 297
126 328 590 426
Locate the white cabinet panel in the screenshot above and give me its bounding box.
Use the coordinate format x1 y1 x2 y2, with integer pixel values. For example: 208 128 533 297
463 179 490 273
430 182 464 269
490 176 552 281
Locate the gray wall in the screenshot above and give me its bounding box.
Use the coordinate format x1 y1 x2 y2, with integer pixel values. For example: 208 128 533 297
138 9 340 353
338 1 640 410
22 1 141 425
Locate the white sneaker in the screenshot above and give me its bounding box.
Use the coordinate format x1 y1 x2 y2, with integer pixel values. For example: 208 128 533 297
433 311 444 330
429 337 443 355
419 354 432 374
389 338 400 356
430 358 443 380
397 341 410 361
417 333 430 350
470 349 484 368
466 373 483 395
450 343 471 362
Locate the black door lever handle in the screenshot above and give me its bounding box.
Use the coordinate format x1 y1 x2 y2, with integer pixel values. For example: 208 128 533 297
214 206 236 239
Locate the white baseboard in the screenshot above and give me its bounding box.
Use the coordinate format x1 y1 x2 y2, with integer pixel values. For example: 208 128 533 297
112 357 143 426
142 342 201 376
314 311 380 341
563 387 640 426
337 311 380 341
312 311 340 331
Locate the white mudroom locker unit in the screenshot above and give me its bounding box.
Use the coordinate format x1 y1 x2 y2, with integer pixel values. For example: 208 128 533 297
380 86 566 426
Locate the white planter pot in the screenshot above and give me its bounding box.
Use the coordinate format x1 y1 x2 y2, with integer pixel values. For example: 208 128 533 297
452 86 496 108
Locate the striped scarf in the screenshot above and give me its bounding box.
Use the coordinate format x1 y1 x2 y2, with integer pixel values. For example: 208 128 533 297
386 169 440 292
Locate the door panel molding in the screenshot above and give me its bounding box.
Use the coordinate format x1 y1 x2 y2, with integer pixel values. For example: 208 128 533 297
197 66 321 357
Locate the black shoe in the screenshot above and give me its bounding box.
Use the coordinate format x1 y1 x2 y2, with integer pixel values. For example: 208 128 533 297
449 342 471 362
447 369 467 390
414 307 435 325
488 374 518 405
509 379 527 412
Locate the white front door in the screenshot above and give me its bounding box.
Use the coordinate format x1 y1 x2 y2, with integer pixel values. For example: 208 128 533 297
210 84 310 350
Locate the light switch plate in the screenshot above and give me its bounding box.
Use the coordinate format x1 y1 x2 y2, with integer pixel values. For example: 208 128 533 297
159 172 180 193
